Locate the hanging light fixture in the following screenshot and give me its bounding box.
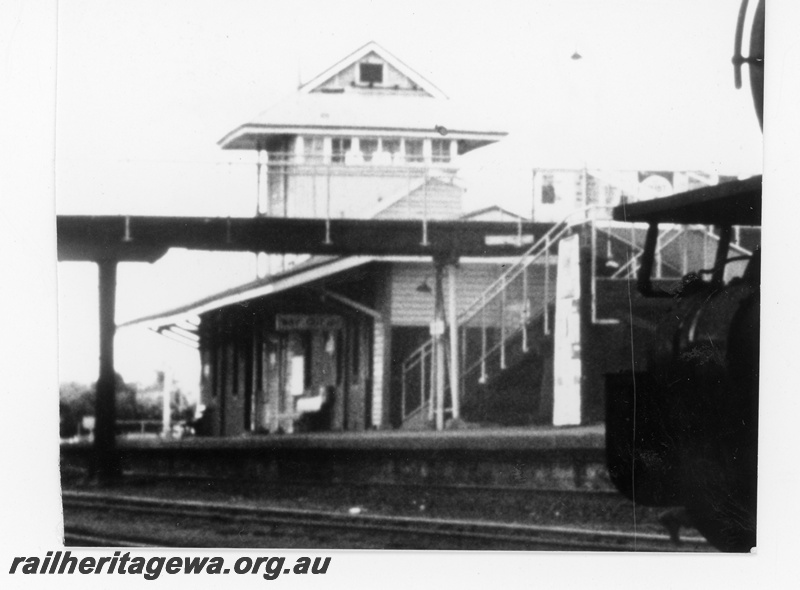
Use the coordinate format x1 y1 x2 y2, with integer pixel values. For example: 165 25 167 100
416 278 432 294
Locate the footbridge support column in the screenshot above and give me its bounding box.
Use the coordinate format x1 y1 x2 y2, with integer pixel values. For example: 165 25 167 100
94 259 122 484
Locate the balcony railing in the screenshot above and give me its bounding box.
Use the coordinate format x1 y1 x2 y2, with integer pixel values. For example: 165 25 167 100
262 151 457 170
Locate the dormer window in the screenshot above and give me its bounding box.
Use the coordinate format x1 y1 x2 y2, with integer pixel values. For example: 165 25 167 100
359 62 383 85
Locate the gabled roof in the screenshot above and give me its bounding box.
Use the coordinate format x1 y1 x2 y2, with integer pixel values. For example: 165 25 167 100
218 41 506 151
299 41 447 99
460 205 528 222
365 175 463 220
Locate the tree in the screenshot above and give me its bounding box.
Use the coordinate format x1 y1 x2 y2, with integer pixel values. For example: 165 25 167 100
59 373 197 438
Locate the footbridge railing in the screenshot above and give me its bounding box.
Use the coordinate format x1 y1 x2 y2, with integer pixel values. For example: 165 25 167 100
400 208 597 426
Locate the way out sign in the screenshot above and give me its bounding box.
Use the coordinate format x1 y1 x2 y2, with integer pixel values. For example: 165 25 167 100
276 314 344 331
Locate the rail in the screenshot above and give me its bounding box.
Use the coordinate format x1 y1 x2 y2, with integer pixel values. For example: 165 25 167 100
259 150 459 169
597 222 753 282
63 490 708 551
400 208 758 427
400 207 598 425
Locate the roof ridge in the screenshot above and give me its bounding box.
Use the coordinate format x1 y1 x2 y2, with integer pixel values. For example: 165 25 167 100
298 41 448 99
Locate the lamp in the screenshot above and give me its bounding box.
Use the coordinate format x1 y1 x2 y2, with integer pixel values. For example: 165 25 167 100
416 278 432 294
604 238 619 269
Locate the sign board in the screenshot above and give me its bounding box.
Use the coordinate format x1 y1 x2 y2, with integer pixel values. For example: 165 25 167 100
296 395 324 413
484 234 535 247
289 356 306 396
637 173 674 201
276 314 344 331
429 319 445 336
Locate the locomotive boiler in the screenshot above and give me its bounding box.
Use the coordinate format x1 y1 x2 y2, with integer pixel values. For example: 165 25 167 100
604 0 763 552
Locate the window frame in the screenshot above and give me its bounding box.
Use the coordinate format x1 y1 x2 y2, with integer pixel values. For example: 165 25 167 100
360 138 379 163
541 173 557 204
431 139 451 163
304 136 324 163
358 62 384 85
404 139 424 163
331 137 351 164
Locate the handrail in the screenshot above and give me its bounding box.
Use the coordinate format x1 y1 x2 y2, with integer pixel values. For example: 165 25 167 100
455 206 607 323
605 223 754 280
399 207 760 426
606 224 685 279
399 206 608 424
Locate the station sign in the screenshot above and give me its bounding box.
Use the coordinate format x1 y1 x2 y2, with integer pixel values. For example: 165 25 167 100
484 234 535 247
276 314 344 331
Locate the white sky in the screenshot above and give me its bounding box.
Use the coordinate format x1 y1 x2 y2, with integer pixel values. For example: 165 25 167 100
54 0 764 386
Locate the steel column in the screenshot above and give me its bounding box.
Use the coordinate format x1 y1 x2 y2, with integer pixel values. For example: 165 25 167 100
447 264 460 421
94 259 121 483
434 262 446 430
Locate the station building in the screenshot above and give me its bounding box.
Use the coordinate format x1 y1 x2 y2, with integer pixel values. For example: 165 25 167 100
133 43 755 438
133 42 523 435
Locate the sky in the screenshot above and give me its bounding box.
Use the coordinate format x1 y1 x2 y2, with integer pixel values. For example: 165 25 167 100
53 0 764 388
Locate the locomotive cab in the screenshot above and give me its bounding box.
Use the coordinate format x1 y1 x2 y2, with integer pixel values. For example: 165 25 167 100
603 0 763 552
605 177 761 552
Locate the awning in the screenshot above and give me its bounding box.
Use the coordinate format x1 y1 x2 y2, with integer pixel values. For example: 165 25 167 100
58 216 553 262
119 256 374 331
612 175 761 226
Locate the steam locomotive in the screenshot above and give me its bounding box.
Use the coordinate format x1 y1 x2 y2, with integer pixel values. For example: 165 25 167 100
604 0 763 552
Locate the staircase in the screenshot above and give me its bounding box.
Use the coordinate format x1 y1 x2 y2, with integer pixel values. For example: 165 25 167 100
399 212 580 427
399 209 757 429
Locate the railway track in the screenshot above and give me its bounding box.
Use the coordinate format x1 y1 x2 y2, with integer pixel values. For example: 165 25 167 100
63 490 710 551
63 467 642 523
64 466 620 496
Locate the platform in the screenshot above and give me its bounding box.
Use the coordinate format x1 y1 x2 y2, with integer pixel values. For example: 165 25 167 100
117 424 602 451
61 425 610 491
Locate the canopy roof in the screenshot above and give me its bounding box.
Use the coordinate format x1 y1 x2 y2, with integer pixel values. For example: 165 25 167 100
612 175 762 226
57 215 552 262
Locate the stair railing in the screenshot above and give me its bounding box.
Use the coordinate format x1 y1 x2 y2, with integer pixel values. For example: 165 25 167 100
399 209 757 427
399 206 603 425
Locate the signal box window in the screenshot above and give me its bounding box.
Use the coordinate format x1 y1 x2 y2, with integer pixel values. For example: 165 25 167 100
359 62 383 85
432 139 451 163
383 138 400 155
405 139 424 163
360 138 379 163
332 138 351 164
304 136 324 163
541 174 556 204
